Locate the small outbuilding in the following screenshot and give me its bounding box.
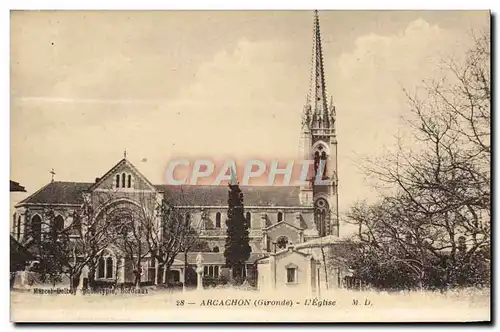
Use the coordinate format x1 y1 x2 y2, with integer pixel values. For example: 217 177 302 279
255 243 321 296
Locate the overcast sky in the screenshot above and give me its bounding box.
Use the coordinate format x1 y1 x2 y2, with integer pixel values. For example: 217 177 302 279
10 10 489 227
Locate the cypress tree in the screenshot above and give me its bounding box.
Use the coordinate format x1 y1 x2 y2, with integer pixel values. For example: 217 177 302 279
224 183 251 279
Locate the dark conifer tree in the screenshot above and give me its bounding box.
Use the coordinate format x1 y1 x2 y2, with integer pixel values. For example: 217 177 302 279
224 183 251 279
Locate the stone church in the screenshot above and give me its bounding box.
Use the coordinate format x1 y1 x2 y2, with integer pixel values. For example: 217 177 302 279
12 11 343 291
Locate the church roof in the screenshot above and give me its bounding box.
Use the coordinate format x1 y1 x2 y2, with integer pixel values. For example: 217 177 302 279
293 235 352 249
157 185 302 207
10 180 26 192
255 247 319 264
17 181 94 206
16 181 304 207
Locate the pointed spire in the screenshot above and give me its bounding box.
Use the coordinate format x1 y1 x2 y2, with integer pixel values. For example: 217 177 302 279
304 10 332 130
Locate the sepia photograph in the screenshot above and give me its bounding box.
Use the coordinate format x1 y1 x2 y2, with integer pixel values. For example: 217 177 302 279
9 9 491 323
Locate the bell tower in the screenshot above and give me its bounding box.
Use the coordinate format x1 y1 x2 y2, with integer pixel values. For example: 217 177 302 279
299 10 339 237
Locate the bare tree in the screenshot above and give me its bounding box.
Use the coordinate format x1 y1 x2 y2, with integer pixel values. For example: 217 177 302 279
22 188 123 291
20 183 210 290
346 31 490 289
113 206 150 289
74 189 127 290
140 188 204 286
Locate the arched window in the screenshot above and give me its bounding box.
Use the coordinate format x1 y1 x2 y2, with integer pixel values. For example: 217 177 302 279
54 215 64 231
98 258 105 278
214 266 219 277
106 257 113 279
215 212 221 228
185 213 191 224
127 174 132 188
286 264 298 283
277 236 289 249
72 211 82 234
209 266 214 276
116 174 120 188
17 215 21 240
314 151 321 179
314 199 329 236
121 173 126 188
277 212 283 222
31 215 42 242
321 151 327 178
213 246 220 253
246 212 251 228
52 215 64 240
203 266 208 276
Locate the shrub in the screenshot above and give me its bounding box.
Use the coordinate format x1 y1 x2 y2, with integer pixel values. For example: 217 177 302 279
231 276 245 286
203 275 229 288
